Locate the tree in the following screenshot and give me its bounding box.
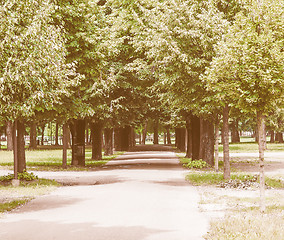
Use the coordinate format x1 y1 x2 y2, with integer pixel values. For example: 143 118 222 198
0 0 79 174
204 0 284 211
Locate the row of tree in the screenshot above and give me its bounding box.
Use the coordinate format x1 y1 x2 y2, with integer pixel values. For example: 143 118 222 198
1 0 283 206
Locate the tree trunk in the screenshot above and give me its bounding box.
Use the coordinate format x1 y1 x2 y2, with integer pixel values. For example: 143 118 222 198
275 132 283 143
223 104 230 180
40 124 45 145
29 122 37 150
13 120 26 175
142 120 148 145
231 119 240 143
104 128 113 156
55 123 59 146
62 123 68 169
114 128 122 151
257 111 266 212
191 115 200 160
166 127 171 145
185 115 192 158
70 120 85 166
163 131 167 145
121 126 131 151
269 130 275 143
6 121 13 151
200 119 214 166
214 118 220 172
91 122 103 160
153 120 159 144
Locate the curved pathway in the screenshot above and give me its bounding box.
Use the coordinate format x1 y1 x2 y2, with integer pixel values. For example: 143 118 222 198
0 145 210 240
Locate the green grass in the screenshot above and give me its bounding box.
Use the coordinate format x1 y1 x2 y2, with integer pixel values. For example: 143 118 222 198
0 177 61 214
186 172 284 188
0 149 123 170
0 199 30 213
218 142 284 153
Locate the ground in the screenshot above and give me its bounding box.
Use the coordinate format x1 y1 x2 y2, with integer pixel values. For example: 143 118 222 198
0 145 283 239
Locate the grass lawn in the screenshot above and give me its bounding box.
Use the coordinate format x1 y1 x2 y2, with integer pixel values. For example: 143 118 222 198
0 177 60 214
0 148 123 171
218 142 284 153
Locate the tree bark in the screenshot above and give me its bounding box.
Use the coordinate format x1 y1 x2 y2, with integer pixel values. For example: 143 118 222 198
200 118 214 166
223 104 230 180
62 123 68 169
275 132 283 143
191 115 200 160
257 111 266 212
40 124 45 145
104 128 113 156
153 120 159 144
166 127 171 145
269 130 275 143
121 126 131 151
230 119 240 143
185 115 192 158
6 121 13 151
114 127 122 151
13 120 26 175
70 120 85 166
55 123 59 146
214 118 220 172
163 131 167 145
142 120 148 145
91 122 103 160
29 122 37 149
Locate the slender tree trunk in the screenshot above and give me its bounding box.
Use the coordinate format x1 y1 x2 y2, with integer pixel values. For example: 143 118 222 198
163 131 167 145
41 124 45 145
269 130 275 143
175 128 179 148
55 123 59 146
62 123 68 169
13 120 26 174
214 118 220 172
142 120 148 145
223 104 230 180
191 115 200 160
91 122 103 160
257 111 266 212
29 122 37 149
6 121 13 151
104 128 113 156
166 127 171 145
200 119 214 166
153 120 159 144
185 115 192 158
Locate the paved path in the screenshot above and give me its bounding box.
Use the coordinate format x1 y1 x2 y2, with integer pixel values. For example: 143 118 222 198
0 146 210 240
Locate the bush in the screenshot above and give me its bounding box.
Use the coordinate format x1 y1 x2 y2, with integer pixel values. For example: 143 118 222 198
182 158 208 169
0 171 38 182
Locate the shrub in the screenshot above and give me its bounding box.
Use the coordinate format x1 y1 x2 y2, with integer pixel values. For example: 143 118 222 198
182 158 208 169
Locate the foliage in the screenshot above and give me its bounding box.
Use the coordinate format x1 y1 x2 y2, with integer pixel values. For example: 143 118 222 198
0 0 80 122
0 199 29 213
181 158 208 169
0 171 38 182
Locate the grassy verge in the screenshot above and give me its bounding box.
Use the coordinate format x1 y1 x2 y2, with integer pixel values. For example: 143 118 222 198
0 177 60 214
202 188 284 240
0 149 124 171
185 172 284 189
